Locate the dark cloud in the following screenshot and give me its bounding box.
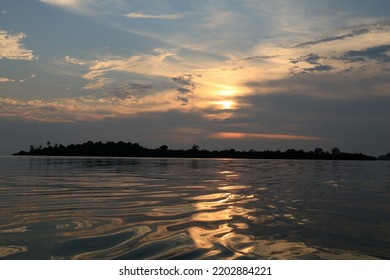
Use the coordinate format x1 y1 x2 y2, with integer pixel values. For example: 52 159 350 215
240 55 277 61
176 87 192 94
107 83 153 100
289 53 333 74
290 53 322 65
177 96 190 104
172 74 195 105
294 22 390 48
231 92 390 155
304 64 334 72
172 74 194 86
339 44 390 63
246 66 390 100
295 33 361 48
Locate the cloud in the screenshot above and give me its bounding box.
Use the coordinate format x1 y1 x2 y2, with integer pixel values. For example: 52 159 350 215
288 53 335 74
83 78 115 90
339 45 390 63
40 0 81 7
294 22 390 48
63 55 88 66
244 21 390 80
107 83 153 100
210 132 323 141
172 74 195 87
0 77 15 83
125 12 184 20
0 90 178 123
290 53 322 65
176 87 192 94
17 74 37 83
303 64 334 73
82 48 178 90
40 0 92 14
0 29 35 60
172 74 196 105
240 55 278 61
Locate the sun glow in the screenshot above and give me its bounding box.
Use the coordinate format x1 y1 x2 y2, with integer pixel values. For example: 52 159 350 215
216 100 234 110
218 89 235 97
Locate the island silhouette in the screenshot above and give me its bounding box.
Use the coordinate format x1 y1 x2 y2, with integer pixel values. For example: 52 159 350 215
13 141 380 160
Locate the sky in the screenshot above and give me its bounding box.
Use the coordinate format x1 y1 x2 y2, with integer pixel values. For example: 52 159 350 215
1 0 389 156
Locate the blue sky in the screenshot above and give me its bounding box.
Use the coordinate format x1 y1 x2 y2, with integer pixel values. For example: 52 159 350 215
1 0 390 155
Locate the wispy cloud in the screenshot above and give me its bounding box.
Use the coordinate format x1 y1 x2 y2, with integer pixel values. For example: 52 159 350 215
125 12 184 20
83 78 115 91
0 91 178 123
210 132 323 141
0 75 35 84
201 11 233 29
0 77 15 83
80 49 182 91
339 44 390 63
107 83 153 101
242 20 390 86
81 48 179 90
40 0 128 18
40 0 92 14
63 55 89 66
294 22 390 48
0 29 35 60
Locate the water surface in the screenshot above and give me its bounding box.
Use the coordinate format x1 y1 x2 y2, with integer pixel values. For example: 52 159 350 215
0 156 389 259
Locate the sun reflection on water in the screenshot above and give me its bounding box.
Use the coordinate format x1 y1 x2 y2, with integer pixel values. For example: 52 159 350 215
0 157 387 260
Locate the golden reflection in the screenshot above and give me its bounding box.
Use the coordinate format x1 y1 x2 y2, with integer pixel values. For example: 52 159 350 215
219 170 234 174
218 185 249 191
186 189 321 259
191 193 230 201
0 226 28 233
69 226 153 260
0 246 28 257
220 233 318 259
232 223 249 229
148 204 196 216
186 181 261 258
188 224 232 249
61 217 125 237
192 207 247 222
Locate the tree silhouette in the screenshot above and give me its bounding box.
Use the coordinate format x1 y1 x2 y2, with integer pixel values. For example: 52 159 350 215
159 145 168 151
314 147 324 157
191 144 200 151
332 148 341 155
13 141 376 160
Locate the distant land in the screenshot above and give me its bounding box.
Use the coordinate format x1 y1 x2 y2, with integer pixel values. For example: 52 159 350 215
13 141 389 160
378 152 390 160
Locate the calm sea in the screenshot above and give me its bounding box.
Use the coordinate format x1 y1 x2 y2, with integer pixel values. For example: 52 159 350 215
0 156 389 260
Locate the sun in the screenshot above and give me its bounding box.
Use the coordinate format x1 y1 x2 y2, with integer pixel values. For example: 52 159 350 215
216 100 234 110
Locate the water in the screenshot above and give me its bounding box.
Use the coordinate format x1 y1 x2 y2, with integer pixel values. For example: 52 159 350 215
0 156 389 260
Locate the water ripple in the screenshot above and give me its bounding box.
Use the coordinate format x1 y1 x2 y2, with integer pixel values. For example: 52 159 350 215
0 157 389 259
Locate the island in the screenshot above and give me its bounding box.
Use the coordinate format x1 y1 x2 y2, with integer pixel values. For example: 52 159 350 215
13 141 378 160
